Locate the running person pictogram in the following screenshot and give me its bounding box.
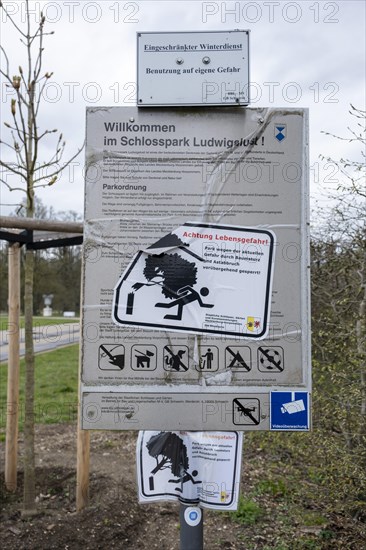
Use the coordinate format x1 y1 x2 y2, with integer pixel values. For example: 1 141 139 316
156 286 213 320
168 469 202 492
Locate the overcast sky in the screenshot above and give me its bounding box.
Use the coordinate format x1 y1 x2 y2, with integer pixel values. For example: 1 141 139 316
1 0 365 218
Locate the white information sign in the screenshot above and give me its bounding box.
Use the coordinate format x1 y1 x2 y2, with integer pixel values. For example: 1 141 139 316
137 31 250 106
137 431 243 510
113 222 275 339
80 106 310 431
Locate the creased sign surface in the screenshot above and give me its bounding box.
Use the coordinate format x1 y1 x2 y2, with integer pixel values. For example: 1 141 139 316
137 430 243 510
113 222 275 339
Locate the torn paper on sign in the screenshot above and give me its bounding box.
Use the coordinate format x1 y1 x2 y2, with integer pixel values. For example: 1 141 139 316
136 431 243 510
112 222 275 339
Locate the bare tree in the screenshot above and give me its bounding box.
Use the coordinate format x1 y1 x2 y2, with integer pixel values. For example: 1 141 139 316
320 104 366 201
0 0 83 514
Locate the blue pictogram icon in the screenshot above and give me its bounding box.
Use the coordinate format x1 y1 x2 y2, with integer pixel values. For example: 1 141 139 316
184 506 202 526
275 124 286 142
270 391 310 430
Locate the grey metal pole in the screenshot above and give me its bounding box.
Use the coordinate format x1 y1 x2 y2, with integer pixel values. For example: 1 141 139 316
180 504 203 550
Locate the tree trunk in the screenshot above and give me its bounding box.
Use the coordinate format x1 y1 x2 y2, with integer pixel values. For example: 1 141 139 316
5 243 21 491
151 456 169 475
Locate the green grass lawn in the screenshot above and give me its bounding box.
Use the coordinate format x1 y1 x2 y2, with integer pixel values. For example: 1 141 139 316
0 344 79 434
0 315 79 331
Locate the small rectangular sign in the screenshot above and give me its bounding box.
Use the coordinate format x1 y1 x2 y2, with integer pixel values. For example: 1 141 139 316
81 391 269 431
270 391 310 431
137 431 243 510
137 30 250 106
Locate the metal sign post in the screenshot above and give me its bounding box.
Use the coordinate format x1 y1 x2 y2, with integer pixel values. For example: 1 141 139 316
180 505 203 550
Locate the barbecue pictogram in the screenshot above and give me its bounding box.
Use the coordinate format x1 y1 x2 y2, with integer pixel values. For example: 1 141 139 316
225 346 251 371
258 346 284 372
131 345 157 371
233 398 260 425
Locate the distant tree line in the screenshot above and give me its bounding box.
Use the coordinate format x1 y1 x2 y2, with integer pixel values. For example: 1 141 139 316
0 199 82 315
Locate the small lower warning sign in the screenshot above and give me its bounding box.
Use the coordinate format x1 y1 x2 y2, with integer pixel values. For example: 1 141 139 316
137 431 243 510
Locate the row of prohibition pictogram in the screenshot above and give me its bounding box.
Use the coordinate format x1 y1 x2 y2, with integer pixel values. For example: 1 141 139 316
98 344 284 373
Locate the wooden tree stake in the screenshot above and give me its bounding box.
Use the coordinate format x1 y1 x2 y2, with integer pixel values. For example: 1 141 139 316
5 242 21 491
